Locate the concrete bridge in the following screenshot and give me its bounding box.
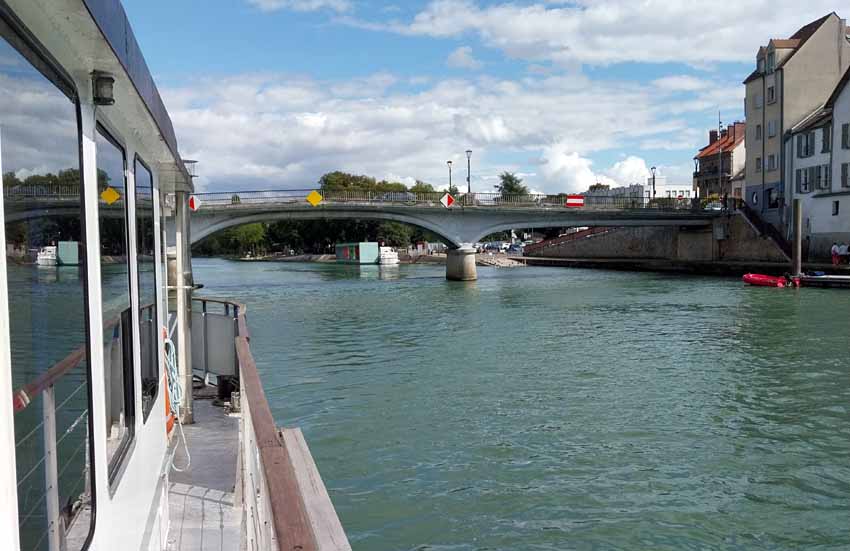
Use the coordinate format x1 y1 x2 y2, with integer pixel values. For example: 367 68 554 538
189 189 722 280
3 186 721 280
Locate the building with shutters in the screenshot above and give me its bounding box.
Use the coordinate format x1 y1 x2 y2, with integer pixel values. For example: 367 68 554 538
743 13 850 233
784 65 850 259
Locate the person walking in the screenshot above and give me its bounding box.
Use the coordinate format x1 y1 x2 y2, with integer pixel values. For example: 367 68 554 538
831 242 840 266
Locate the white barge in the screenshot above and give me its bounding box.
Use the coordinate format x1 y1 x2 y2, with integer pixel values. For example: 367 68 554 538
0 1 348 550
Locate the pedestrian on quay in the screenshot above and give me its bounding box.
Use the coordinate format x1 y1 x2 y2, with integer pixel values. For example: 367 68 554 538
841 242 850 265
832 242 840 265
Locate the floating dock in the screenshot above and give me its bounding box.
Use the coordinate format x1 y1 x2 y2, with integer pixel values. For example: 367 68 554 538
800 275 850 288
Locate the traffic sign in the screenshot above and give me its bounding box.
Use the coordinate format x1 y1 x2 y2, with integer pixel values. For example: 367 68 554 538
188 195 201 211
565 195 584 208
440 193 455 209
306 190 323 207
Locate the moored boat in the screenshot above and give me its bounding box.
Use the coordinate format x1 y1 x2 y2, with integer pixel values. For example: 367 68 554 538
743 273 799 287
379 246 400 265
35 246 57 266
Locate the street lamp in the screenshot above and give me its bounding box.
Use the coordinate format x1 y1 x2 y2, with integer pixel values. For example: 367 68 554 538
650 166 657 198
447 160 453 192
466 150 472 194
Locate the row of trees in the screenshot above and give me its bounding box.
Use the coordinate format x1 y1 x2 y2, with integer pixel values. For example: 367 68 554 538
194 170 532 256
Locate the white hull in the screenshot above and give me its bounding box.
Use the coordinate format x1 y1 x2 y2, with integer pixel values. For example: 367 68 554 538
36 247 58 266
379 247 400 265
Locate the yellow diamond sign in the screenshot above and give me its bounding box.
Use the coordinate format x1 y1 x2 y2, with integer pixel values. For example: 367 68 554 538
306 190 323 207
100 186 120 205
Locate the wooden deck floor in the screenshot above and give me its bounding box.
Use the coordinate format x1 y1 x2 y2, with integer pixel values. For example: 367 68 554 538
166 483 241 551
167 398 242 551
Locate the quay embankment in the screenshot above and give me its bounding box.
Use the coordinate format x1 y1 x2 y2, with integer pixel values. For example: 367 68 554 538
523 213 850 276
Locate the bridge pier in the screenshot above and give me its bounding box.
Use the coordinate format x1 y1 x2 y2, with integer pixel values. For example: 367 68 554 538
446 245 477 281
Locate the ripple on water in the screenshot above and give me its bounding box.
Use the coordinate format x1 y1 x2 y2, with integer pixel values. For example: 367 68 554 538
194 259 850 551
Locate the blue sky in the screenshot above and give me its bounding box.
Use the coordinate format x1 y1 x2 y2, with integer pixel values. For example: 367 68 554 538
122 1 839 193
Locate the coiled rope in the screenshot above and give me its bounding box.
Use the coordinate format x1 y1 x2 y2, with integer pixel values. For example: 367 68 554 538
164 335 191 472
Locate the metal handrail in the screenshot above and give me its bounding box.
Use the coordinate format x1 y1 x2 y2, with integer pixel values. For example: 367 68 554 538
13 346 86 412
524 227 612 254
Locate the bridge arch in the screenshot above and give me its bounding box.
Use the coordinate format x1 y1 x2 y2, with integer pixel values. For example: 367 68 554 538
190 210 460 247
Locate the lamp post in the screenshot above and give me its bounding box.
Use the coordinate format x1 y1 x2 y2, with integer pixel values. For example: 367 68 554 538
466 150 472 194
447 160 453 192
650 166 657 199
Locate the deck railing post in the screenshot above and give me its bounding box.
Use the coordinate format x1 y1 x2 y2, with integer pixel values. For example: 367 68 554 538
202 300 210 383
42 385 61 551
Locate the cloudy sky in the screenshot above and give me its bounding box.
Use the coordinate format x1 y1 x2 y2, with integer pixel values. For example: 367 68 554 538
123 1 840 193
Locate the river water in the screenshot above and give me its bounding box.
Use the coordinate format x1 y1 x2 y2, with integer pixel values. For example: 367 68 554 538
193 258 850 551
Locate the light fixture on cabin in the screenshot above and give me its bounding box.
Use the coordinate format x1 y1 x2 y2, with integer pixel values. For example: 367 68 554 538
91 71 115 106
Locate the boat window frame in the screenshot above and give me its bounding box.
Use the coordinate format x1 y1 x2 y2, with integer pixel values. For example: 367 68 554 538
133 154 160 424
94 122 138 489
0 2 97 548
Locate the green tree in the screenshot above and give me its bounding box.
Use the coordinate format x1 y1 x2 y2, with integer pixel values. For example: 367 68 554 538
494 172 528 197
410 180 435 193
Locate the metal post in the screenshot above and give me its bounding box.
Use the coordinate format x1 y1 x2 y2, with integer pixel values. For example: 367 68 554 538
466 150 472 194
792 198 802 276
447 160 453 192
43 386 61 551
174 191 193 424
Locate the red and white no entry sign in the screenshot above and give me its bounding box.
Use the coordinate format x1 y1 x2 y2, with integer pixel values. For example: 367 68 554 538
440 193 455 209
188 195 201 211
565 195 584 208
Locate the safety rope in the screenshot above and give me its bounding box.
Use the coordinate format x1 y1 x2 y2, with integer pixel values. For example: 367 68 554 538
164 335 191 472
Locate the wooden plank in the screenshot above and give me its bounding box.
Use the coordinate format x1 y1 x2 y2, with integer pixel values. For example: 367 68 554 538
281 428 351 551
236 336 318 551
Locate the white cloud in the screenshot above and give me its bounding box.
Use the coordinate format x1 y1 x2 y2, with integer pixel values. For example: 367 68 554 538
446 46 483 70
652 75 710 92
605 156 650 185
540 145 653 193
247 0 351 13
347 0 840 66
164 70 703 193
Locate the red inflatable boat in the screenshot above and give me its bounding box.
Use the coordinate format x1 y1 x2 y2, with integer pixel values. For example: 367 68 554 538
743 273 799 287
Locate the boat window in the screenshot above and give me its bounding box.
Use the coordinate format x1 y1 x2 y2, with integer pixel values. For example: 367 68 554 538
0 17 95 550
135 159 158 422
95 125 135 482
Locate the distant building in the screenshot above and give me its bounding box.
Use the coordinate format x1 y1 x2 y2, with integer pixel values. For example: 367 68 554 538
693 122 746 198
743 13 850 232
643 175 692 201
582 177 692 207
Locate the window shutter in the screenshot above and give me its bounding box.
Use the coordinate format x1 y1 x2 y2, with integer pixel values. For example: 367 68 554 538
795 169 801 193
797 135 803 157
843 163 849 187
843 124 849 149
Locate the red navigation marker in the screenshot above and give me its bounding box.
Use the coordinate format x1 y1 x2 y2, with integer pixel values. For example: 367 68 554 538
188 195 201 211
565 194 585 208
440 193 455 209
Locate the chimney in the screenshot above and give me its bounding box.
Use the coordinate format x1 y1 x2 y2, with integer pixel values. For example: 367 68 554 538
720 128 728 139
709 130 718 144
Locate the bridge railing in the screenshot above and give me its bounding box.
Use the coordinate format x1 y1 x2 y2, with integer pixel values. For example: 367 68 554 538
194 189 702 211
3 184 81 200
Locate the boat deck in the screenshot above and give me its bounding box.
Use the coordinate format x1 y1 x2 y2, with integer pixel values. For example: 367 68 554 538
166 397 242 551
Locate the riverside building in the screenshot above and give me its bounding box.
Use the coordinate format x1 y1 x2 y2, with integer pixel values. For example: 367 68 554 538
743 13 850 232
692 122 746 199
